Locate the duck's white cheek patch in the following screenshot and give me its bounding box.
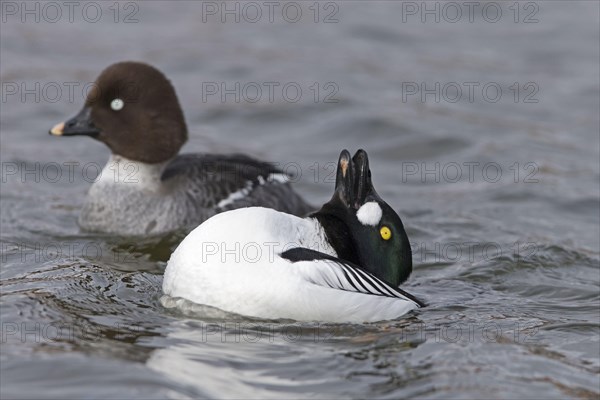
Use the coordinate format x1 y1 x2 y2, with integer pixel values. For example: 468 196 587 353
356 202 383 226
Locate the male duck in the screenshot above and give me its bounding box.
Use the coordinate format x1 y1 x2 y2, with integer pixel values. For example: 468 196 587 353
162 149 424 323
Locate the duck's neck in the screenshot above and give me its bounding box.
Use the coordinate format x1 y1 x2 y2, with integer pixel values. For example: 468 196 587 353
311 213 360 265
95 154 169 192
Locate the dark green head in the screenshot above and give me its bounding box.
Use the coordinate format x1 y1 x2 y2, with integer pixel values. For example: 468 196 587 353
313 149 412 286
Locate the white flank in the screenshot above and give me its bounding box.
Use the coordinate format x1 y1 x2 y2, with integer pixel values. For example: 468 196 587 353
356 202 383 226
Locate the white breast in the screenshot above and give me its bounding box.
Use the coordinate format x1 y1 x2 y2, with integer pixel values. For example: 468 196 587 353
93 154 166 192
79 155 198 234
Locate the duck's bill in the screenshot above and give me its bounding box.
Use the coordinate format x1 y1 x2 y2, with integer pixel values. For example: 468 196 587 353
332 149 355 207
49 106 100 137
352 149 381 208
352 149 370 207
331 149 381 209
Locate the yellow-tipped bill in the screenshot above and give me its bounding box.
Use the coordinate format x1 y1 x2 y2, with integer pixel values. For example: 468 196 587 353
50 122 65 136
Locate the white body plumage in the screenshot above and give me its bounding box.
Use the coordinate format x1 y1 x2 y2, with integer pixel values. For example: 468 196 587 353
162 207 420 323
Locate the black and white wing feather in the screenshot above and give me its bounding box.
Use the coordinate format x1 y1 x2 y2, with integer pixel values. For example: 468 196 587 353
281 248 425 307
161 153 313 216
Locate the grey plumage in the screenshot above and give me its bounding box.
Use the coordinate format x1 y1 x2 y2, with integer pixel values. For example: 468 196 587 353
162 153 313 215
79 153 313 235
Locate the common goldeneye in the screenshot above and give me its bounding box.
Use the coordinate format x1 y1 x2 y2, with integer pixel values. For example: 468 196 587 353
162 149 424 323
48 61 312 235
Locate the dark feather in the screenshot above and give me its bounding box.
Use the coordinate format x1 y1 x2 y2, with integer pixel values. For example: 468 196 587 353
161 153 313 215
281 247 426 307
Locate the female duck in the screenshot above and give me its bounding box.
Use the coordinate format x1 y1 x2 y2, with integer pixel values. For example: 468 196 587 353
48 62 311 235
162 149 424 323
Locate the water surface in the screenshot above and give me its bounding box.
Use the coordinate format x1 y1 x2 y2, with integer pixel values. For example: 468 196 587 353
1 2 599 398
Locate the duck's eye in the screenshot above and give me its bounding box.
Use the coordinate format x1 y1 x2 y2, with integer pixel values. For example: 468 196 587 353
380 226 392 240
110 98 124 111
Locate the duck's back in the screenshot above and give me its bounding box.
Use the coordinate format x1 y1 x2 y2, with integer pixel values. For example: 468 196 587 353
163 153 312 214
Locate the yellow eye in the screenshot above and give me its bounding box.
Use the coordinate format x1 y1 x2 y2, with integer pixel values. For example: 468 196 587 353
380 226 392 240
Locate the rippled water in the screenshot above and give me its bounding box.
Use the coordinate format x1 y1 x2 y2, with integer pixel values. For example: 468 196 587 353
1 2 599 399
